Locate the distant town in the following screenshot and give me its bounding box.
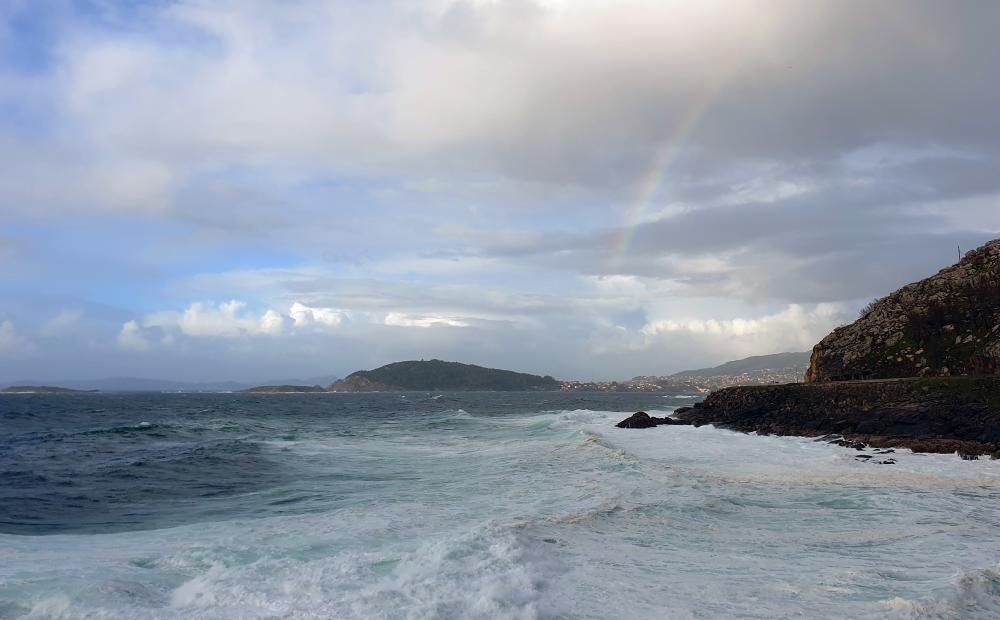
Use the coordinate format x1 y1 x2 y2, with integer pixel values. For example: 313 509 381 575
559 366 807 393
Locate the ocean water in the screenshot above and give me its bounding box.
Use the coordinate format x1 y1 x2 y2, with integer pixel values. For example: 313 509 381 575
2 392 1000 619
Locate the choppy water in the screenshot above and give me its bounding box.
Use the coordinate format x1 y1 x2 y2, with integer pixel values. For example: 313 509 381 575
2 392 1000 619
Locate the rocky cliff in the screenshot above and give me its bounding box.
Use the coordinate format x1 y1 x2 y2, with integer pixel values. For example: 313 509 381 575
621 240 1000 457
806 239 1000 382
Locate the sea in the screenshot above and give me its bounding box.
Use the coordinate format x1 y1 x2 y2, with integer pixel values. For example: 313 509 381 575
2 391 1000 619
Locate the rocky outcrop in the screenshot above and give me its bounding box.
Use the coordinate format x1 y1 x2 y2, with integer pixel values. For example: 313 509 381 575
673 377 1000 456
806 239 1000 382
615 411 692 428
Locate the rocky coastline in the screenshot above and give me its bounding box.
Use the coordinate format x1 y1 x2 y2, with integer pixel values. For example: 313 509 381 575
617 240 1000 458
669 377 1000 458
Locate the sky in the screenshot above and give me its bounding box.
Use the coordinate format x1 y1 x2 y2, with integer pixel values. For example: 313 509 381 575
1 0 998 382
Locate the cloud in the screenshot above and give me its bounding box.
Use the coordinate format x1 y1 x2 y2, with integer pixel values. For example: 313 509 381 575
289 302 347 328
0 319 34 354
42 309 83 335
641 303 847 355
116 320 149 351
0 0 991 222
384 312 469 328
145 300 285 338
1 1 999 381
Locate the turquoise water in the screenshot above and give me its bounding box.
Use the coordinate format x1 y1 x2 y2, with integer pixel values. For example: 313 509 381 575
2 392 1000 618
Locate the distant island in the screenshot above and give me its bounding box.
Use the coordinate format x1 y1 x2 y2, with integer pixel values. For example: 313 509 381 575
241 385 328 393
665 239 1000 458
330 360 560 392
1 385 97 394
0 376 339 393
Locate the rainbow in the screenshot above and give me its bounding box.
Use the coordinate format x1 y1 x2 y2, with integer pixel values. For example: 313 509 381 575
611 62 744 267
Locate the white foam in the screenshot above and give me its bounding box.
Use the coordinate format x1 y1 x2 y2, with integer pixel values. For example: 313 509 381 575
7 407 1000 619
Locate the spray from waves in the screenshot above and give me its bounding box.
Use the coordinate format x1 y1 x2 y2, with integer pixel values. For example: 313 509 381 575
880 565 1000 619
424 409 474 425
8 393 1000 619
62 522 561 620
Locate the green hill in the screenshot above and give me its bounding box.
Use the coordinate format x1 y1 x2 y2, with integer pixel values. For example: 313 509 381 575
330 360 559 391
670 352 811 378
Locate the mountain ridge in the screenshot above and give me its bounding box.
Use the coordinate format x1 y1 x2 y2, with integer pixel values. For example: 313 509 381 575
669 352 811 378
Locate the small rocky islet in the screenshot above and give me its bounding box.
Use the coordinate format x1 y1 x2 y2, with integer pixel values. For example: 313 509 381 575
618 239 1000 459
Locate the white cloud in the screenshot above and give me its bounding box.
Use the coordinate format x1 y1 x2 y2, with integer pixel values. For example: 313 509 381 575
145 300 285 338
116 320 149 351
259 309 286 335
384 312 469 328
641 303 848 356
0 320 33 354
289 302 346 327
42 309 83 335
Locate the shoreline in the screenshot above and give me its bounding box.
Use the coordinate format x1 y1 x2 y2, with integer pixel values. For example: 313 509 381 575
671 377 1000 458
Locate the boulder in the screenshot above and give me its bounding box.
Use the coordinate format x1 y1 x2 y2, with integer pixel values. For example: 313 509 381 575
616 411 658 428
615 411 692 429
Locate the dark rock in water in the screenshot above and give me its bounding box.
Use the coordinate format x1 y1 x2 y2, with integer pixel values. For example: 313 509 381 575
875 449 895 454
615 411 692 429
616 411 657 428
880 459 897 465
855 455 873 459
658 417 692 426
959 452 981 461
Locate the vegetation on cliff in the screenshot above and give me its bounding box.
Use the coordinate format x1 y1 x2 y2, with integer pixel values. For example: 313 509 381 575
807 239 1000 382
329 360 559 392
